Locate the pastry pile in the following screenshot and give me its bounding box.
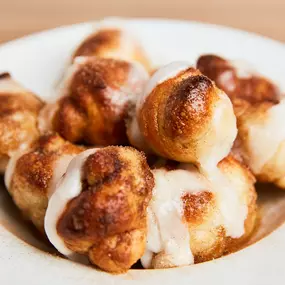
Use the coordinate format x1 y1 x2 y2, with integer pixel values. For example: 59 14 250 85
3 22 283 273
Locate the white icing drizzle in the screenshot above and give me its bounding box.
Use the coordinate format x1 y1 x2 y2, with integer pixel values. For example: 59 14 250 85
141 78 246 267
41 56 148 132
142 166 211 268
196 89 246 238
142 160 248 268
5 146 87 264
48 154 77 199
222 58 285 175
198 90 237 167
127 115 151 153
126 61 149 98
44 149 98 259
199 163 247 239
246 98 285 174
104 61 149 115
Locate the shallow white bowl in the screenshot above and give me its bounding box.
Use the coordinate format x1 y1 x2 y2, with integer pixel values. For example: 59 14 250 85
1 18 285 285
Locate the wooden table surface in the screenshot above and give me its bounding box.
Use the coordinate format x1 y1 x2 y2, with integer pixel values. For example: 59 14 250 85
1 0 285 44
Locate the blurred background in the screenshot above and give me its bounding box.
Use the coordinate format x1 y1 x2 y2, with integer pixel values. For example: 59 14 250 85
1 0 284 43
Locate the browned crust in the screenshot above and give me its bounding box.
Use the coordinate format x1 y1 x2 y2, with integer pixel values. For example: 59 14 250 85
56 146 154 273
238 76 279 104
52 57 139 145
0 93 42 117
164 74 214 139
182 191 214 224
73 29 122 59
0 80 44 159
15 134 84 191
53 97 86 143
72 28 151 71
8 134 84 233
138 67 221 162
197 55 234 90
197 54 279 105
197 54 282 184
71 58 130 91
0 72 11 80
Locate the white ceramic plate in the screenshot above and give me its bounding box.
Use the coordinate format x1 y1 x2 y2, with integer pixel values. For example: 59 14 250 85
1 18 285 285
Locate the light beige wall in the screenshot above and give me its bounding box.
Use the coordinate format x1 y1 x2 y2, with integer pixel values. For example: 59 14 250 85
0 0 284 43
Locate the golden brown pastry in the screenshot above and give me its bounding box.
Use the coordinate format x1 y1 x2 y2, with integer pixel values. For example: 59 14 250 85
72 27 151 71
5 134 84 233
126 62 257 270
197 55 285 188
142 156 257 269
197 55 279 106
45 146 154 273
127 62 237 166
43 148 256 272
0 73 44 172
39 56 148 146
